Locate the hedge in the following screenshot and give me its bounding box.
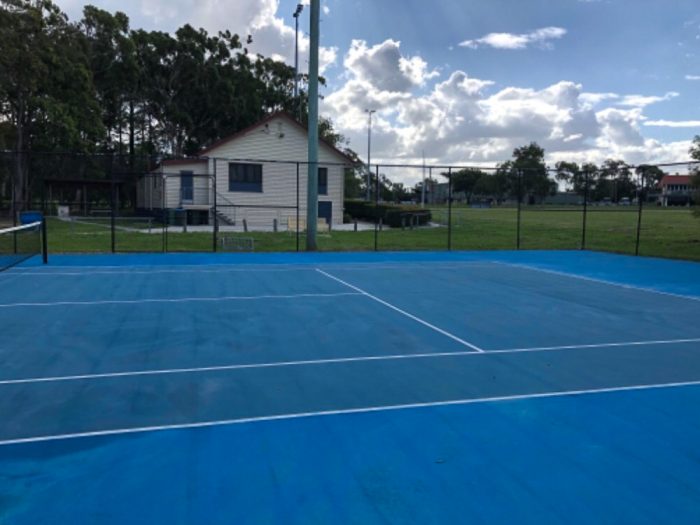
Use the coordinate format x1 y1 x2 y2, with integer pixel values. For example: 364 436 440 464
344 200 432 228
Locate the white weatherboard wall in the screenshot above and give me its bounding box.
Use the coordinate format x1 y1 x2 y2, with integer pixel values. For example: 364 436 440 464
141 162 209 210
208 115 346 227
162 162 209 209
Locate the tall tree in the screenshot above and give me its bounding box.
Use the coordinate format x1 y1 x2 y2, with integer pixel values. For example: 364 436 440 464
447 168 489 204
497 143 555 202
81 6 137 153
593 159 635 202
635 164 665 194
0 0 102 207
554 161 589 195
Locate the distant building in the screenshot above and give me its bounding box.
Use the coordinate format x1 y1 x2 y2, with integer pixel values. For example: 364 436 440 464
541 192 583 205
658 174 694 207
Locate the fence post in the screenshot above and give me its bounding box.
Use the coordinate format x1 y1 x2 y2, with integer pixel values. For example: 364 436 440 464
516 169 522 250
11 153 17 254
41 217 48 264
39 152 47 216
581 167 589 250
110 155 116 253
162 174 168 252
212 160 218 252
296 162 300 252
374 164 379 251
635 170 644 256
447 167 452 251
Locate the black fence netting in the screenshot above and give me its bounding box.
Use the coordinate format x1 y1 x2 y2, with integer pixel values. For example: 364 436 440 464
1 151 698 261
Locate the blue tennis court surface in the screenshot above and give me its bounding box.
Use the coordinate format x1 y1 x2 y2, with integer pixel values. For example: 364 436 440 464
2 250 700 524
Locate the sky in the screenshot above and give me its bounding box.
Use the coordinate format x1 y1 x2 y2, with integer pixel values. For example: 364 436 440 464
57 0 700 170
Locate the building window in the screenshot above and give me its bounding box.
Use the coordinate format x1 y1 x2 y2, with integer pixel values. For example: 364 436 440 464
318 167 328 195
229 163 263 192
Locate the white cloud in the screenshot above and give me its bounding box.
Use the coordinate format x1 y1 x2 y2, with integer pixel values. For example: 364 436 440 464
233 0 338 73
321 39 689 169
63 0 337 73
61 1 694 170
580 92 619 109
686 75 700 81
618 92 679 108
459 27 566 50
344 40 438 93
644 120 700 128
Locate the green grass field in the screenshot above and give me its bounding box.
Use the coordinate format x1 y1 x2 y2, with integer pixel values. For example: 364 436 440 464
45 206 700 261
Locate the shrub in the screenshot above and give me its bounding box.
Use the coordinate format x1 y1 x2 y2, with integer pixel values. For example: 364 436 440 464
344 200 431 227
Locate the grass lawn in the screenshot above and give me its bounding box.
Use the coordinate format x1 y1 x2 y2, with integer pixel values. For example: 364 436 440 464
45 206 700 261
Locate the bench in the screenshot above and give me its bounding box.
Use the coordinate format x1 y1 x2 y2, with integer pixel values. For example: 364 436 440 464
287 217 330 233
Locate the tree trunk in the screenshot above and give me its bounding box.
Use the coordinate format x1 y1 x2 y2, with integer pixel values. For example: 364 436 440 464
13 98 26 215
129 99 135 159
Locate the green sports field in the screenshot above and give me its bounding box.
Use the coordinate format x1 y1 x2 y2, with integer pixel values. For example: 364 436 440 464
45 206 700 261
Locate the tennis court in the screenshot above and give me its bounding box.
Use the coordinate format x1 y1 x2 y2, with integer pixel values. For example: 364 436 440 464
2 246 700 523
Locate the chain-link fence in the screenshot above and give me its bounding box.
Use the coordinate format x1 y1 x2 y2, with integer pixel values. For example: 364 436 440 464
1 151 698 260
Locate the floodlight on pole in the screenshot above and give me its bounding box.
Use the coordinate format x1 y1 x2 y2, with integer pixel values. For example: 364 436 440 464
365 109 376 202
293 4 304 121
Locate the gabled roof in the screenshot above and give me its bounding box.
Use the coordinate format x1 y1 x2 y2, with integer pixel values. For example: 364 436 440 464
659 175 692 186
199 112 356 164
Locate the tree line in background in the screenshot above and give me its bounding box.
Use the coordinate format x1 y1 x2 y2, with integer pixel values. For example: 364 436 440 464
347 139 700 206
2 1 699 213
0 0 349 206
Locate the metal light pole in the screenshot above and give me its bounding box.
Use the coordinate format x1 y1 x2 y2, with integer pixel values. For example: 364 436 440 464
306 0 320 251
293 4 303 121
365 109 376 201
421 150 426 208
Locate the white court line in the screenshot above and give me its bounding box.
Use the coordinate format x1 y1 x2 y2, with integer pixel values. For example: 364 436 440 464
2 337 699 387
316 268 485 352
0 221 41 234
6 262 307 272
3 379 700 446
318 262 497 272
5 261 497 276
0 292 361 308
6 267 318 276
493 261 700 303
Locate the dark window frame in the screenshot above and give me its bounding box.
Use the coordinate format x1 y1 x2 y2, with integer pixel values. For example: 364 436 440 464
229 163 263 193
318 167 328 195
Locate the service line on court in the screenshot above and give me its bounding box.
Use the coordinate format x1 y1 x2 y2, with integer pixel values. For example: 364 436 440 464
2 337 699 386
315 268 485 352
0 291 361 308
3 379 700 446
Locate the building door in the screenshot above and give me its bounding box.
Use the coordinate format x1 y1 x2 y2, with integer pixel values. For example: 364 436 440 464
181 171 193 204
318 201 332 225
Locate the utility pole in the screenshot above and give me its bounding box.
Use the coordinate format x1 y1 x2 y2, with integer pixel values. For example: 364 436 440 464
365 109 376 201
306 0 320 251
421 151 426 208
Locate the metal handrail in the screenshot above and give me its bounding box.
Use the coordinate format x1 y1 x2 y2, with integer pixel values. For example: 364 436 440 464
214 191 236 225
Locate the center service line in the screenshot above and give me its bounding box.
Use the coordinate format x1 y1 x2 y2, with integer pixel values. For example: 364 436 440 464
315 268 484 352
